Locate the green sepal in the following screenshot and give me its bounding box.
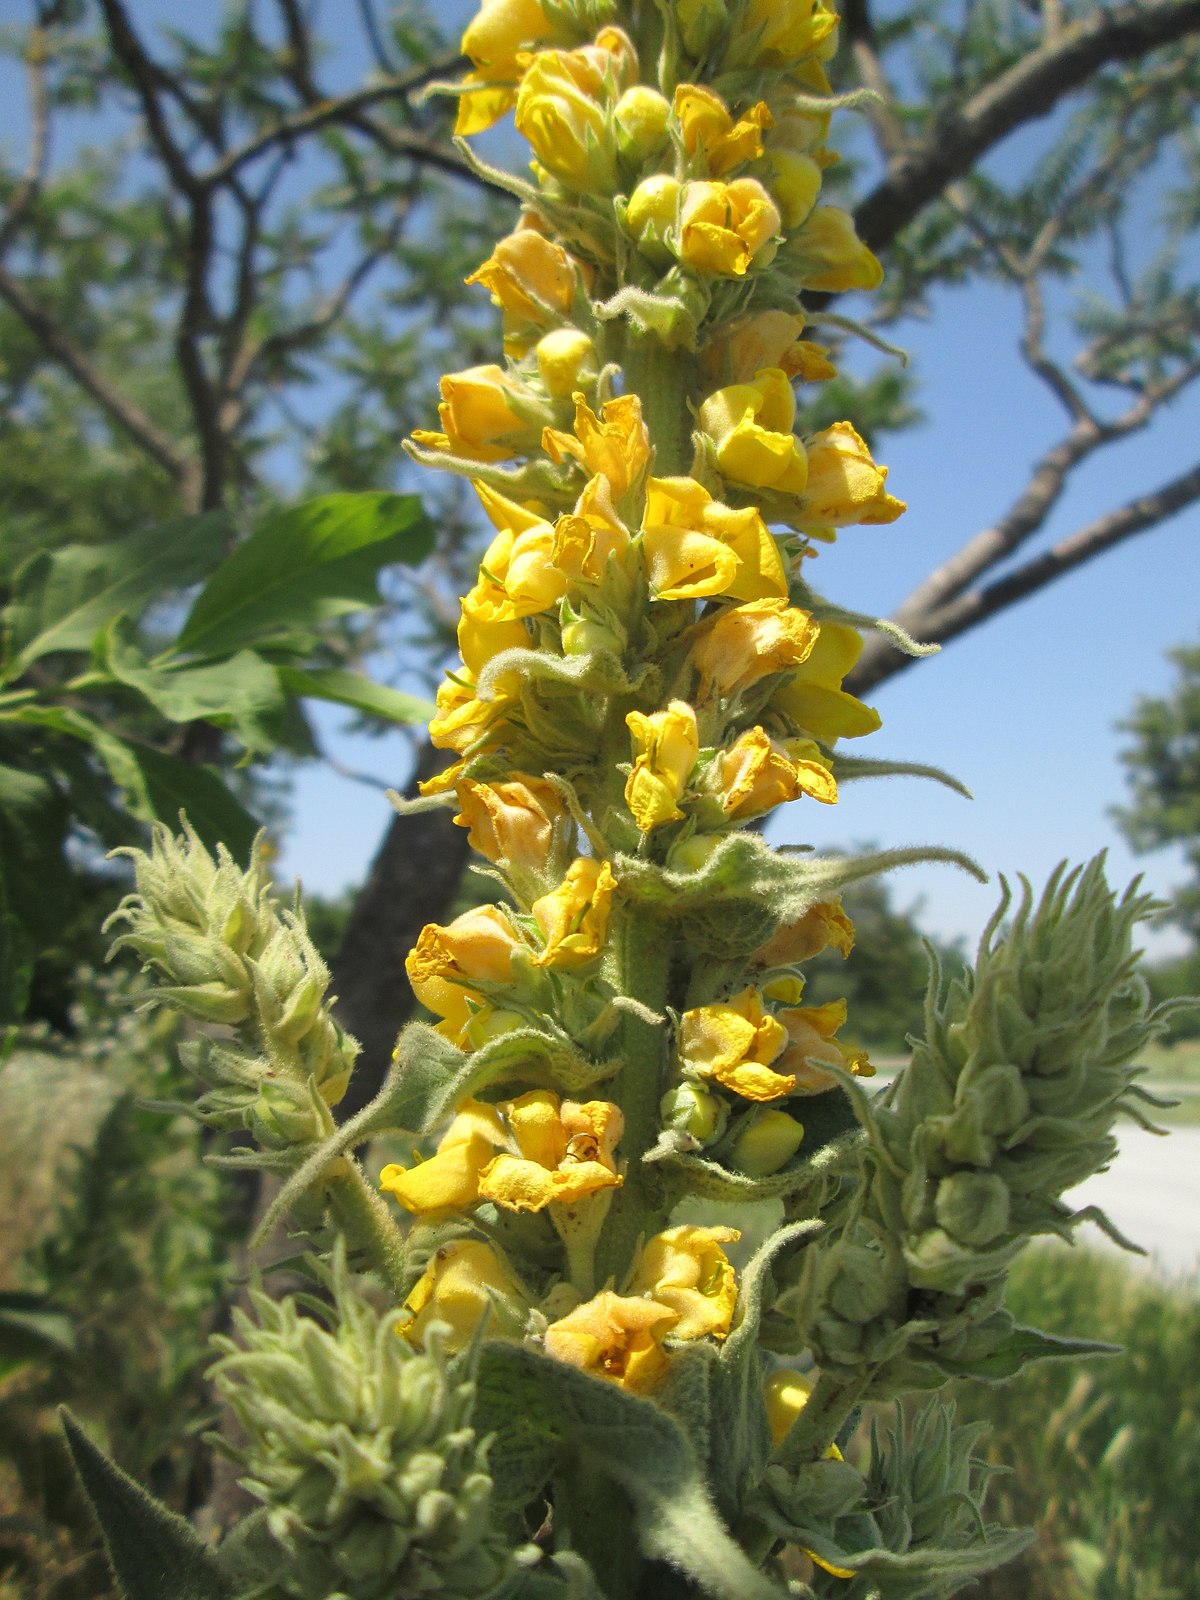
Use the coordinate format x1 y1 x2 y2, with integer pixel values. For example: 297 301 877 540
757 1500 1032 1594
652 1128 858 1204
706 1222 823 1522
473 1343 789 1600
485 1550 606 1599
834 753 972 799
618 836 984 959
59 1409 231 1600
929 1321 1121 1381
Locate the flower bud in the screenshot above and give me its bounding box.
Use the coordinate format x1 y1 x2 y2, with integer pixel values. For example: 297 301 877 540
561 613 625 656
625 174 682 265
209 1248 507 1598
660 1081 727 1145
535 327 597 396
614 84 672 161
729 1108 806 1175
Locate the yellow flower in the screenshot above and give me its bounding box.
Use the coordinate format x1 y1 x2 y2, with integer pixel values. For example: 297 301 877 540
514 32 635 190
543 1289 678 1392
403 1239 529 1348
640 476 786 602
763 149 822 229
705 310 806 383
457 583 530 676
476 1090 623 1212
698 367 808 494
730 1109 806 1176
412 364 531 461
543 392 651 501
625 700 700 832
551 473 632 583
427 669 514 755
380 1099 506 1214
454 774 566 870
677 178 781 276
454 0 555 135
770 619 881 743
717 726 837 817
690 596 820 700
465 228 581 326
801 421 905 529
628 1225 741 1340
752 898 855 968
405 905 523 1040
791 206 883 293
673 84 772 176
738 0 840 68
535 328 597 396
473 481 567 615
775 997 874 1093
679 988 796 1101
531 856 617 968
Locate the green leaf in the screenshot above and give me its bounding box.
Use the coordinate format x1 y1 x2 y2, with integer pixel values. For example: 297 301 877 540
4 706 260 857
474 1344 788 1600
0 1292 76 1376
101 618 285 754
113 745 260 859
3 513 230 676
60 1409 231 1600
176 493 434 659
278 665 435 725
0 760 73 1022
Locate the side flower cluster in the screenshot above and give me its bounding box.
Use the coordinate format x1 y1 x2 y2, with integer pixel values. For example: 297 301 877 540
385 0 900 1398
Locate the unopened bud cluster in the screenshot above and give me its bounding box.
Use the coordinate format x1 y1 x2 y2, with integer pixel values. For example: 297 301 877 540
792 859 1167 1390
107 824 357 1148
209 1249 504 1600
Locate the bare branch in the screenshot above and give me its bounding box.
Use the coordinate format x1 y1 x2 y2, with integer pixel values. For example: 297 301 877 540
0 23 52 254
199 57 482 192
855 0 1200 251
96 0 201 198
0 260 200 504
850 460 1200 693
841 0 907 164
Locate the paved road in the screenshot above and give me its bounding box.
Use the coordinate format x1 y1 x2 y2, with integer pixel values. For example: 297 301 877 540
1067 1125 1200 1279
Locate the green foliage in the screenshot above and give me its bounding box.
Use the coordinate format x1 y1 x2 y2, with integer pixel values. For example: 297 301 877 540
0 493 433 1026
0 968 236 1600
1114 640 1200 944
952 1247 1200 1600
60 1412 230 1600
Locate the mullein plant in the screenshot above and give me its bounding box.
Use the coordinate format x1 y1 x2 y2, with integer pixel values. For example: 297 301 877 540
83 4 1182 1600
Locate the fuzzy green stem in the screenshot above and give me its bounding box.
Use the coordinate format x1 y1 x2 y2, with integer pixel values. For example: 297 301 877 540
593 904 673 1286
775 1367 874 1471
621 332 695 479
327 1156 410 1300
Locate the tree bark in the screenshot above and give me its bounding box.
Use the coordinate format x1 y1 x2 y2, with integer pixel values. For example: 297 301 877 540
330 741 471 1117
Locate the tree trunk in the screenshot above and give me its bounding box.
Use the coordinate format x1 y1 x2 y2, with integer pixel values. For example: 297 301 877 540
329 739 471 1119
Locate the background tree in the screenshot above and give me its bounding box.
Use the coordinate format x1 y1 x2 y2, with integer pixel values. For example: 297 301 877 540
2 0 1198 1095
1113 638 1200 1038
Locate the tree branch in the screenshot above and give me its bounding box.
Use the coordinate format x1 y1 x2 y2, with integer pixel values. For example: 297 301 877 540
0 261 200 505
854 0 1200 251
850 460 1200 693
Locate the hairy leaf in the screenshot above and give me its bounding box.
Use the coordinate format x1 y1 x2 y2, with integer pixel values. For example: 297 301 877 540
4 513 230 675
176 493 434 658
60 1410 231 1600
